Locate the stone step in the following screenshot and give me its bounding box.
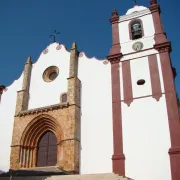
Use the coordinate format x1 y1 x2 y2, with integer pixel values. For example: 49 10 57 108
45 173 131 180
0 173 133 180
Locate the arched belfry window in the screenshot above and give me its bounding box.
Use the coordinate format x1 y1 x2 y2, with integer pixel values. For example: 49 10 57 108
129 19 144 40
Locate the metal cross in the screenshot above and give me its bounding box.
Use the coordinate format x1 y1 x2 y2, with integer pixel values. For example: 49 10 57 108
134 0 137 5
49 30 60 42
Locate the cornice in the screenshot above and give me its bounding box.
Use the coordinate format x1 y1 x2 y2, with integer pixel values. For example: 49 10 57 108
149 4 161 13
107 53 123 64
154 41 172 53
17 103 69 117
110 16 119 24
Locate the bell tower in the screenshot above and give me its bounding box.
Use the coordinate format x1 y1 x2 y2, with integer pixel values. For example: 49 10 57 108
108 1 180 180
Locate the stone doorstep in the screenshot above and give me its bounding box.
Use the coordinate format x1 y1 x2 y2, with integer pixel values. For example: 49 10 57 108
22 166 64 172
45 173 132 180
0 166 69 178
0 172 133 180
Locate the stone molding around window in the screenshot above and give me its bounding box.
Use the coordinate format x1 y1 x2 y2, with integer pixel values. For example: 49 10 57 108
43 66 59 82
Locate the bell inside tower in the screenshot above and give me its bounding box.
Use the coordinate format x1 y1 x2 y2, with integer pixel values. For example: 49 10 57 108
131 21 142 40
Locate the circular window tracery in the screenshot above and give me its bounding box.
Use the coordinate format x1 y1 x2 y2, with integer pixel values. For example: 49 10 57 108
43 66 59 82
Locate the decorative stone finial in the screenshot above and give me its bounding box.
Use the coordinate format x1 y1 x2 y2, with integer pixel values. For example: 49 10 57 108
0 85 6 102
110 9 119 24
25 56 32 64
0 85 5 94
150 0 158 5
71 42 77 50
112 9 118 16
69 42 78 78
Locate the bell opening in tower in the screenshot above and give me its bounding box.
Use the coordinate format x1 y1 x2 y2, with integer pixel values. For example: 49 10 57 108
131 20 143 40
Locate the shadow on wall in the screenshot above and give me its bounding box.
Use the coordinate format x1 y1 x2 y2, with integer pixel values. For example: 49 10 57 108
0 176 50 180
0 169 69 180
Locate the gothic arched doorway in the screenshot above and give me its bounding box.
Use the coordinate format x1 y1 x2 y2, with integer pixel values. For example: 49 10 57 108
37 131 57 167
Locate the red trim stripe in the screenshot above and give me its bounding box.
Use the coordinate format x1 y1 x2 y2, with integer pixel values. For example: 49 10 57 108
148 54 162 101
159 50 180 180
122 61 133 106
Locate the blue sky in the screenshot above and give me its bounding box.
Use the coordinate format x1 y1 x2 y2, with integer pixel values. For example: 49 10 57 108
0 0 179 95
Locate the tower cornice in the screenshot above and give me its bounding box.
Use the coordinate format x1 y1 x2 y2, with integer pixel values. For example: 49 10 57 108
154 41 172 53
107 53 123 64
149 4 161 13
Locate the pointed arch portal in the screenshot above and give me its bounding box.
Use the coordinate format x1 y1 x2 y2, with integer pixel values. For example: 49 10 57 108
20 115 63 168
37 131 57 167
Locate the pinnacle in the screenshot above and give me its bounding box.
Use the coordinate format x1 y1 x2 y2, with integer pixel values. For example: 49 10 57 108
112 9 118 16
0 85 5 91
150 0 158 5
25 56 32 64
71 42 77 50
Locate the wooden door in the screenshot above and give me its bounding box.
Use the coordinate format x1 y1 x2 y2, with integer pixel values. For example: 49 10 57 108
37 131 57 167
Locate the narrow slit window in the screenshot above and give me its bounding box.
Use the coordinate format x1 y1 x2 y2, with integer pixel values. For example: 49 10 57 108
62 93 67 103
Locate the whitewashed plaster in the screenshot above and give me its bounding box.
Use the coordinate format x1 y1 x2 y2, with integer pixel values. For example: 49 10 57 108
130 56 152 98
121 49 157 61
78 54 113 174
119 8 155 57
28 43 70 109
0 43 113 174
119 62 124 100
121 95 171 180
0 74 23 172
120 54 165 100
120 56 154 101
126 6 148 15
119 7 171 180
156 54 165 93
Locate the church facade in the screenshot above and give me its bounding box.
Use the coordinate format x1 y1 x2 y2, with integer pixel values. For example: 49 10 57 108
0 1 180 180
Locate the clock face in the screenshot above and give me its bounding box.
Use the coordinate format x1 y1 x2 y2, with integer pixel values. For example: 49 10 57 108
132 42 143 52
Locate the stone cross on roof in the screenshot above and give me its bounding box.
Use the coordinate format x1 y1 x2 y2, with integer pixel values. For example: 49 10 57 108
49 30 60 42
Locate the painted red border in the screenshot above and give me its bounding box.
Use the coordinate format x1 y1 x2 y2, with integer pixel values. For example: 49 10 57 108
151 1 180 179
148 54 162 101
107 9 125 176
122 61 133 106
150 2 167 44
157 46 180 180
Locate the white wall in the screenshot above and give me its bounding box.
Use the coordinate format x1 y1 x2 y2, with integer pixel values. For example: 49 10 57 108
0 74 23 172
119 7 155 56
0 42 70 171
156 54 165 93
78 54 113 174
130 56 152 98
0 43 113 174
119 39 171 180
121 96 171 180
118 7 172 179
28 43 70 109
